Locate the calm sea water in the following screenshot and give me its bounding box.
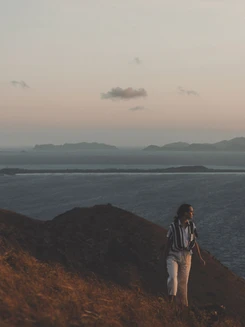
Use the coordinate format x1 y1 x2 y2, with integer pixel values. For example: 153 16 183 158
1 148 245 170
1 149 245 279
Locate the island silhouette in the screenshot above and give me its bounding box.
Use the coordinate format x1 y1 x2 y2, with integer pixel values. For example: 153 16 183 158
144 137 245 151
34 142 118 151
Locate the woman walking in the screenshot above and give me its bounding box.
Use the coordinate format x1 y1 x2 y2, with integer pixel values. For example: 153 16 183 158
161 204 205 307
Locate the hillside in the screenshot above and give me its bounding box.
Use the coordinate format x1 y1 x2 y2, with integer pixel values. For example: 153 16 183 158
143 137 245 151
1 205 245 326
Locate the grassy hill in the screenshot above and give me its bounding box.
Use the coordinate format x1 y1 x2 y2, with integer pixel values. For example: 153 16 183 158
0 205 245 326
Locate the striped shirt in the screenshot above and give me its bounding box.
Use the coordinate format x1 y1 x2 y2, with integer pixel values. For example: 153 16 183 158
167 219 198 252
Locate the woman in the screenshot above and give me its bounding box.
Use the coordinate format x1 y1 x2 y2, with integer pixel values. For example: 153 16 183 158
161 204 205 307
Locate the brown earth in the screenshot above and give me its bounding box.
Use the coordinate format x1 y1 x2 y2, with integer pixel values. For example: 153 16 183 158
0 204 245 325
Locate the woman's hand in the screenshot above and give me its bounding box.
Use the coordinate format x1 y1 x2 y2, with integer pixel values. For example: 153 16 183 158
200 257 206 266
194 242 206 266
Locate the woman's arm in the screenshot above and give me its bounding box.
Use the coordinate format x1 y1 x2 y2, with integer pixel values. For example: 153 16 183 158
194 241 206 266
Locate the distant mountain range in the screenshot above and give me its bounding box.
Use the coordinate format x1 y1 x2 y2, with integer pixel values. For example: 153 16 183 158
34 142 118 151
143 137 245 151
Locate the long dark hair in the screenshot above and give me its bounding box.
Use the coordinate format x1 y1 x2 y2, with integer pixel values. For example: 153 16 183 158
174 203 191 222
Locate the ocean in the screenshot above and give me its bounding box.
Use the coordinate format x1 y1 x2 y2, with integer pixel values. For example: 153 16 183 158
0 149 245 279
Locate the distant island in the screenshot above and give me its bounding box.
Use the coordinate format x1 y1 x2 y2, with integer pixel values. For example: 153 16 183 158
143 137 245 151
34 142 118 151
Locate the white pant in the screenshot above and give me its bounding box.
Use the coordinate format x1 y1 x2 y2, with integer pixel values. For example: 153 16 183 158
166 251 192 306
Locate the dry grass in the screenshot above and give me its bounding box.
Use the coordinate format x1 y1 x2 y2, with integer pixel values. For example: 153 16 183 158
0 250 242 327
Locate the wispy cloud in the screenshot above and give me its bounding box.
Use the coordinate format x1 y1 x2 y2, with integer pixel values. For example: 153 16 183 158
129 57 142 65
129 106 146 111
101 87 147 100
11 80 30 89
177 86 199 96
133 57 141 65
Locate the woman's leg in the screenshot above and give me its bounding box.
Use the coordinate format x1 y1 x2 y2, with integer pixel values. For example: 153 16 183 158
177 253 192 307
166 256 178 302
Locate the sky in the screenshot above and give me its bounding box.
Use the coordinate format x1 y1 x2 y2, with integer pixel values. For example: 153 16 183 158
1 0 245 147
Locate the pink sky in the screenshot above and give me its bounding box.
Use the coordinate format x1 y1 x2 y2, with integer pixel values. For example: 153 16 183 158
1 0 245 146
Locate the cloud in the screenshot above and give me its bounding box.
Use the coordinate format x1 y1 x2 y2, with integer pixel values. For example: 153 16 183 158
133 57 141 65
129 106 146 111
177 86 199 96
101 87 147 100
129 57 142 65
11 80 30 89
